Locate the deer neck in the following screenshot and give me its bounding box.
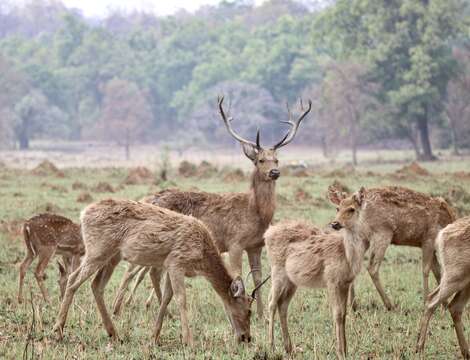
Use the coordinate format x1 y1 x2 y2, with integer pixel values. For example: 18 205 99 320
200 247 234 303
342 224 370 277
249 169 276 226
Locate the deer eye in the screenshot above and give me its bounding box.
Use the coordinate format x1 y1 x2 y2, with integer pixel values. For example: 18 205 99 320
348 208 355 213
259 159 265 163
275 159 279 164
336 207 339 212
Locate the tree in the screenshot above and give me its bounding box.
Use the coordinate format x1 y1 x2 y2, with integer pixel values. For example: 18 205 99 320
94 78 152 160
316 0 467 160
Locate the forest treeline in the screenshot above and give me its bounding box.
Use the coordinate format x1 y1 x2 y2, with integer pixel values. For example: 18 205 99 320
0 0 469 162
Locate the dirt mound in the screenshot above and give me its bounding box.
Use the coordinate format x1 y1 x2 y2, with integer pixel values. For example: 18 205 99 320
196 161 218 178
178 161 197 177
35 202 62 213
72 181 88 190
31 160 65 177
123 167 154 185
41 182 68 193
452 171 470 180
294 187 312 202
395 162 430 177
222 168 245 182
77 192 93 203
92 182 115 193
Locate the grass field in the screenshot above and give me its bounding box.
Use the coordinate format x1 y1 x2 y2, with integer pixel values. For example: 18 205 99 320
0 154 470 359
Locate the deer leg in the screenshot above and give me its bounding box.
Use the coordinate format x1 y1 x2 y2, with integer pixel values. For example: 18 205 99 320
277 282 297 354
348 283 358 312
53 256 107 338
416 278 460 354
153 273 173 343
430 252 441 284
147 267 163 308
18 249 35 304
268 266 286 350
34 247 55 303
168 268 193 347
248 247 264 320
367 235 393 310
125 266 150 307
448 284 470 359
91 254 121 338
112 263 142 315
228 246 243 277
421 243 435 302
328 283 349 360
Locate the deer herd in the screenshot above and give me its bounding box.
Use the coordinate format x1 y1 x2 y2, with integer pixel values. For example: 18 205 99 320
15 97 470 359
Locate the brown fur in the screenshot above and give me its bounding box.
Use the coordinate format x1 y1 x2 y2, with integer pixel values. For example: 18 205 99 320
329 185 457 310
17 213 84 303
417 216 470 359
265 220 367 359
53 199 253 345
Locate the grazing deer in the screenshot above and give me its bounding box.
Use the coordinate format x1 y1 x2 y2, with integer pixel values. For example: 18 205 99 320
112 96 311 318
17 213 84 304
328 185 456 310
265 214 368 359
416 216 470 359
53 199 267 345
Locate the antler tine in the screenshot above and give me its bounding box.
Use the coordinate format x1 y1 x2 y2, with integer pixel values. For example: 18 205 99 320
218 96 257 147
273 99 312 150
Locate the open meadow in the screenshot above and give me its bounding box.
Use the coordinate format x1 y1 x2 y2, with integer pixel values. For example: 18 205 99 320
1 150 470 359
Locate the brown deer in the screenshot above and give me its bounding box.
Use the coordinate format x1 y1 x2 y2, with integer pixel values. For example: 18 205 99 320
17 213 84 304
265 214 368 359
328 185 456 310
416 216 470 359
112 96 311 318
53 199 265 346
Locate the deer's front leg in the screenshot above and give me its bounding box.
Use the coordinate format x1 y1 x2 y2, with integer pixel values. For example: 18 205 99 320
168 268 193 347
367 232 393 310
247 246 264 320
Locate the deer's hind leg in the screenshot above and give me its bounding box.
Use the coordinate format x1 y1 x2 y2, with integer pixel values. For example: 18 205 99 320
248 246 264 320
125 266 150 307
112 263 141 315
91 254 121 338
153 272 173 343
34 246 55 303
18 249 35 304
448 283 470 359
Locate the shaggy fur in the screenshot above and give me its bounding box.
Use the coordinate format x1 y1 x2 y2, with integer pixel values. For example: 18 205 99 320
328 185 457 310
417 216 470 359
17 213 84 304
53 199 253 345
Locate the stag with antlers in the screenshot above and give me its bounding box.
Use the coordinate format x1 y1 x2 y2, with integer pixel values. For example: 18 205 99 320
112 97 312 319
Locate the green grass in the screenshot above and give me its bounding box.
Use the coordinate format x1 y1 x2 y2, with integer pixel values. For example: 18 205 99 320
0 160 469 359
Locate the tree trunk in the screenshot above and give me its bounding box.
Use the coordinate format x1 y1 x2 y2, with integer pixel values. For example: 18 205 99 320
125 130 130 160
416 110 436 161
445 113 460 155
351 111 358 166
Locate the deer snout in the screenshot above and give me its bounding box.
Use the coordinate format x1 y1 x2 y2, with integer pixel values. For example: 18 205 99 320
330 221 343 230
269 169 280 180
239 334 251 343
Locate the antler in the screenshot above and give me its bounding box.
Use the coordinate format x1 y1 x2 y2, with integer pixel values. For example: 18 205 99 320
273 99 312 149
218 96 259 148
250 275 271 300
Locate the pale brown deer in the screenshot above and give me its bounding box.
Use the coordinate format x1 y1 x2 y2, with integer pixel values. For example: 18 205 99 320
328 185 456 310
416 216 470 359
265 214 368 359
53 199 265 346
112 96 311 318
17 213 84 304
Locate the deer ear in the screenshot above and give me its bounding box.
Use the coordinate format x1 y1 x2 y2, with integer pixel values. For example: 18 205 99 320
327 185 345 205
230 276 245 298
241 144 258 162
353 187 366 206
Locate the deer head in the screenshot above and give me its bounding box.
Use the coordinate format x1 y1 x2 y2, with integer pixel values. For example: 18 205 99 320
225 275 271 343
328 186 366 231
218 97 311 181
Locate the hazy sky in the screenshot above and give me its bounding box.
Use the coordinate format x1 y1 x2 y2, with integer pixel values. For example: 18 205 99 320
59 0 266 18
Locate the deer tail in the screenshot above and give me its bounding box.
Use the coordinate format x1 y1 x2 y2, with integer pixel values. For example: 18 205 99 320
23 224 37 257
438 197 458 223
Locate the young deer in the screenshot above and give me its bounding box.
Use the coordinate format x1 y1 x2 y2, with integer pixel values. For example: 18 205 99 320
266 211 368 358
112 96 311 318
18 213 84 304
416 216 470 359
53 199 264 346
328 184 456 310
